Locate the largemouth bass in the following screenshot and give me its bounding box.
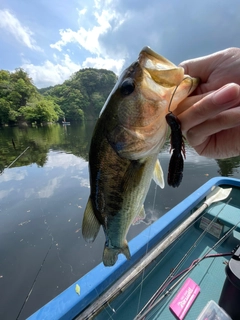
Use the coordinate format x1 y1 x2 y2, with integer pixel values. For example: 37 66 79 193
82 47 198 266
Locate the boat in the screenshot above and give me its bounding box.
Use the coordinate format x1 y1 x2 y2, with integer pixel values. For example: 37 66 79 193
28 177 240 320
62 118 70 125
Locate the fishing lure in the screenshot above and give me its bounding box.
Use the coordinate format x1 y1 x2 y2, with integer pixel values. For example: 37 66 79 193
165 112 185 187
166 78 191 188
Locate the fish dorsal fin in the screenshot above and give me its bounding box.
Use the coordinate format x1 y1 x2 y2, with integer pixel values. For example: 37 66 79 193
82 197 100 243
153 159 164 189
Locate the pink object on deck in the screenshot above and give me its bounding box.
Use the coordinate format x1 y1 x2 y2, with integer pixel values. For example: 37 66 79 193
169 278 200 320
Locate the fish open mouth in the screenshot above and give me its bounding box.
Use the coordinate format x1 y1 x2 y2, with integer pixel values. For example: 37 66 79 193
138 46 185 87
136 46 199 113
139 46 177 69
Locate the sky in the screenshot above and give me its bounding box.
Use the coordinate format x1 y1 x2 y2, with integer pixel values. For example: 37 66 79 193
0 0 240 88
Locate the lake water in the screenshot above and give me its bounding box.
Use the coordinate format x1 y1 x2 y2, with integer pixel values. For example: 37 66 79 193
0 122 240 319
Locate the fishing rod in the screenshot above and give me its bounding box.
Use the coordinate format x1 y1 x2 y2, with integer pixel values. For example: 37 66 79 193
79 187 231 319
0 146 30 175
16 241 53 320
135 218 240 320
146 197 232 309
135 191 232 318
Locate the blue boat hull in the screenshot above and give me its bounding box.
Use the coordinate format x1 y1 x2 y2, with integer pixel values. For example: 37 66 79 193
28 177 240 320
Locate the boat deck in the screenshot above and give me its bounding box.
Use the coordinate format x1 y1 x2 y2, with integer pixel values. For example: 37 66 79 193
95 193 240 320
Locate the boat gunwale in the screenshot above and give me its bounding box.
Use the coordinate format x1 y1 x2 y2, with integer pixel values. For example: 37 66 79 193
27 177 240 320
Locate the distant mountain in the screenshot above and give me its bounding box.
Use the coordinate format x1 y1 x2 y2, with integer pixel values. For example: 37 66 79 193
38 68 118 121
0 68 117 125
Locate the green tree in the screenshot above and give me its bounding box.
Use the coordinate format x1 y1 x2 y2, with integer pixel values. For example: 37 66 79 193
40 68 117 120
0 68 39 124
0 98 10 124
0 67 117 125
19 99 62 124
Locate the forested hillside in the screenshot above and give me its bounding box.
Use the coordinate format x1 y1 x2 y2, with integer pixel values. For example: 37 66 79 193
0 67 117 125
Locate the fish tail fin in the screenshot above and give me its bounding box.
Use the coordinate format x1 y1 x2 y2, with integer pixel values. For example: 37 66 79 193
82 197 100 242
103 241 131 266
121 241 131 260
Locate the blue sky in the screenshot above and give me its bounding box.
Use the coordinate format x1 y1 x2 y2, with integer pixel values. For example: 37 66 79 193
0 0 240 88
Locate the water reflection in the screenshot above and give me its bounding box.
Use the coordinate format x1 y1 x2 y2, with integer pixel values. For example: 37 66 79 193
0 121 94 173
0 122 240 319
217 157 240 176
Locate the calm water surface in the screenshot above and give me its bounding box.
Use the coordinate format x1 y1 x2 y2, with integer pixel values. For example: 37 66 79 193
0 122 240 319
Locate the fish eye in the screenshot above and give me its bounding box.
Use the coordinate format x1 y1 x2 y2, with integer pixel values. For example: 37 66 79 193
120 78 135 96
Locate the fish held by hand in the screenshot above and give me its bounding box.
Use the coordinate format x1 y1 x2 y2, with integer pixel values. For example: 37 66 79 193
82 47 198 266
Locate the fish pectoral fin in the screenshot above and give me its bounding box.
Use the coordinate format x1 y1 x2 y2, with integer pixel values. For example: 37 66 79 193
103 241 131 266
153 159 165 189
122 160 145 192
138 205 146 219
82 197 100 243
132 205 146 225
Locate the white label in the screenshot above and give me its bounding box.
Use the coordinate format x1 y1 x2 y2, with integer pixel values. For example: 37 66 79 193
199 217 223 239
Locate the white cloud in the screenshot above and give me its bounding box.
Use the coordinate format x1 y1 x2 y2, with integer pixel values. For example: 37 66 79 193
37 152 89 197
93 0 113 11
0 188 14 200
38 176 62 198
24 3 128 88
44 152 88 170
21 52 124 88
0 9 42 52
82 56 125 75
24 188 36 199
77 7 87 16
0 168 27 182
50 17 106 55
50 5 126 57
21 54 81 88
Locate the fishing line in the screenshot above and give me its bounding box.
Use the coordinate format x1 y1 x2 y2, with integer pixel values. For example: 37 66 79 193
167 77 193 113
107 302 116 314
16 241 53 320
136 181 158 314
104 303 115 320
166 77 193 187
94 274 115 320
152 181 158 211
0 146 30 176
96 287 115 320
16 216 56 319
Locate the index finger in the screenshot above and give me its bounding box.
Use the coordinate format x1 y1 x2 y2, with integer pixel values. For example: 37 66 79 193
178 83 240 132
175 93 210 116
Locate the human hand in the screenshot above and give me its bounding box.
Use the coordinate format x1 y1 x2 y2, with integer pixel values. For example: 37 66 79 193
176 48 240 159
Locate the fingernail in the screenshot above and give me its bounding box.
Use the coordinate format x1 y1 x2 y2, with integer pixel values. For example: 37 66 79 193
213 83 240 105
